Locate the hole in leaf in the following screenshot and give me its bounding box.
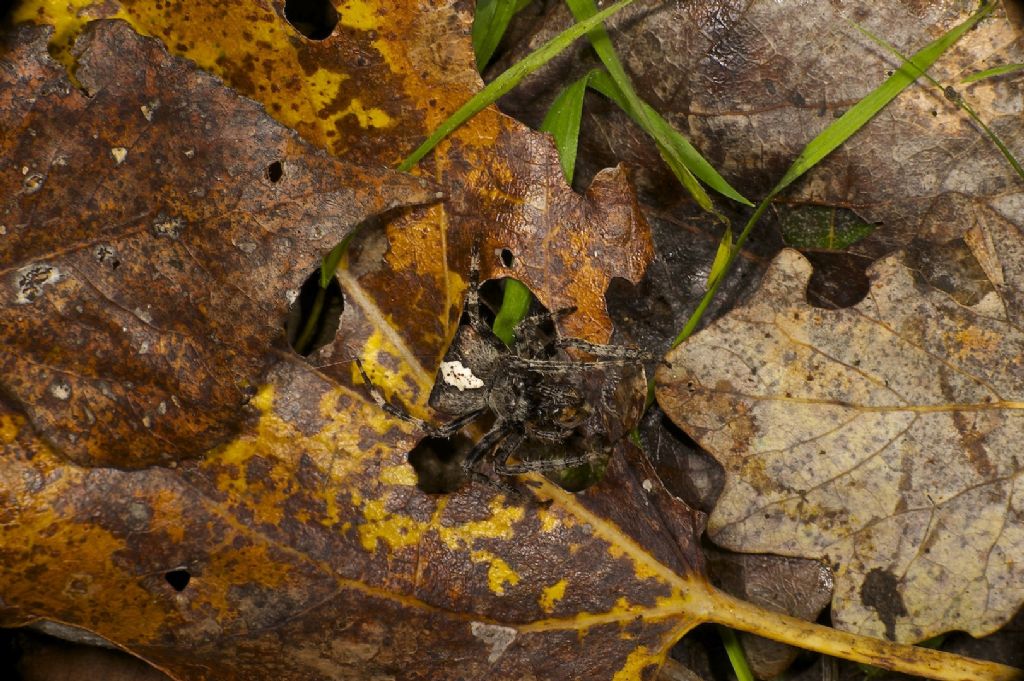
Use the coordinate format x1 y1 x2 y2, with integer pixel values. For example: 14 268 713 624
284 0 339 40
287 268 345 356
408 434 475 493
164 569 190 591
804 252 870 309
499 248 514 268
266 160 284 183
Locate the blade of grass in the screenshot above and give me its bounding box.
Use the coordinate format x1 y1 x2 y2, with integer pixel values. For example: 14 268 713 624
492 279 533 345
472 0 531 70
670 0 997 349
717 625 755 681
398 0 636 173
587 70 752 206
962 62 1024 83
564 0 715 211
851 17 1022 181
540 69 601 184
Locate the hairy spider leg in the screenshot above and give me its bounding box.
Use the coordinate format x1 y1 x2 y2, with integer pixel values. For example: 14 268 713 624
464 244 486 333
555 337 650 360
493 429 608 475
460 420 512 472
354 358 486 437
507 356 642 370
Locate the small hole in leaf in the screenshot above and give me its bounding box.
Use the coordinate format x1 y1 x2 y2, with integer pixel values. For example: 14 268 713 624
409 434 475 493
267 160 284 183
804 252 870 309
284 0 339 40
164 569 190 591
286 268 344 356
499 248 514 268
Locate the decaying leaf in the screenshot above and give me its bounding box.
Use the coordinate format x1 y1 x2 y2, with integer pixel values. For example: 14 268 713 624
0 373 715 679
657 218 1024 642
0 20 437 467
3 3 1023 681
498 0 1022 255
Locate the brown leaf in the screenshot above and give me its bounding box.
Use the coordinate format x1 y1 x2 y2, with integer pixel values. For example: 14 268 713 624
0 380 710 679
0 21 437 467
498 0 1022 255
657 219 1024 642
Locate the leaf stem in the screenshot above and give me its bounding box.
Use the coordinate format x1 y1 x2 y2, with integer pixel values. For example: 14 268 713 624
706 588 1022 681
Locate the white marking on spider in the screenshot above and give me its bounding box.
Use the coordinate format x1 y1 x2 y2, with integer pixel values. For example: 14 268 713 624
440 360 484 391
470 622 517 663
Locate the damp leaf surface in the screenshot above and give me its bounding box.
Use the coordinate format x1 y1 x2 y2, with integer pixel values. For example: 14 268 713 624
657 221 1024 642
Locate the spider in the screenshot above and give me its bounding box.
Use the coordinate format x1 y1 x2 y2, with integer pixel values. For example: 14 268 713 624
356 251 647 490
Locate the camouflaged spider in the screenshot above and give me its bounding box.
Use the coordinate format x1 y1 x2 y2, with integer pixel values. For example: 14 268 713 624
356 252 647 489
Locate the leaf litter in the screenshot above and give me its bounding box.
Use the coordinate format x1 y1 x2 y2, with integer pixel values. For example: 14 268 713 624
1 1 1022 680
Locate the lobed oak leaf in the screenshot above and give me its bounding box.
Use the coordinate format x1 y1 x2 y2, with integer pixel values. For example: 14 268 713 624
657 218 1024 642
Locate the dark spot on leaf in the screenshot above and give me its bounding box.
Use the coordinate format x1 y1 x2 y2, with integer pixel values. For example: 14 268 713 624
284 0 339 40
266 160 283 182
164 569 190 591
860 568 907 641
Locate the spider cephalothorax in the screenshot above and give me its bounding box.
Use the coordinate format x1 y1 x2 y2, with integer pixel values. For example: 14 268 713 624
358 256 646 491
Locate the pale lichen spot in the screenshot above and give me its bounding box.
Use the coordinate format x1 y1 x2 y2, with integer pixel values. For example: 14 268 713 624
110 147 128 164
142 414 152 428
48 379 71 401
539 579 567 613
15 263 62 304
0 224 7 236
470 622 517 663
140 101 158 121
134 306 153 324
440 360 484 391
642 478 653 493
152 213 185 239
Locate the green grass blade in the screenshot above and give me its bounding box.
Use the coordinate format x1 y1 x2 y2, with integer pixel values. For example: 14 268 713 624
775 1 995 192
472 0 520 70
852 15 1022 181
962 62 1024 83
398 0 636 172
717 626 755 681
587 71 752 206
565 0 734 210
539 69 600 184
492 278 533 345
671 2 995 349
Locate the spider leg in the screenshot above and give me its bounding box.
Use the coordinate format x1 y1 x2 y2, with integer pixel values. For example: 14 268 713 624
461 420 511 472
498 446 607 475
555 338 650 361
355 358 483 436
465 243 486 334
508 357 641 370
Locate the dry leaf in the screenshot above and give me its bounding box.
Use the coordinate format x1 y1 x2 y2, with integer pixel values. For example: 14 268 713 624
498 0 1022 255
657 220 1024 642
0 21 436 467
